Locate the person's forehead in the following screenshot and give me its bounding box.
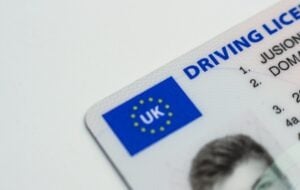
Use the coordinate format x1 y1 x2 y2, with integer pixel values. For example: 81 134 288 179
213 159 268 190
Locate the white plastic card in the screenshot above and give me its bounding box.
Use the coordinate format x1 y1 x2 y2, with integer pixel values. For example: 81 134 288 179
86 1 300 189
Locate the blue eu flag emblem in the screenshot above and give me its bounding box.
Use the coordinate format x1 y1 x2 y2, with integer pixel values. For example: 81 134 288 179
103 77 202 156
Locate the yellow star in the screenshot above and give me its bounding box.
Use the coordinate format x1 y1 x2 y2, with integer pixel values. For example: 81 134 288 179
166 120 171 125
150 129 156 134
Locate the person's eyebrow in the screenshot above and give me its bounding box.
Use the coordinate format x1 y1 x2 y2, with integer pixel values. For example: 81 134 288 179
251 176 263 190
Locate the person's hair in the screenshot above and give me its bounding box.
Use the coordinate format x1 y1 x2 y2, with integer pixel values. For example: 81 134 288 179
189 134 274 190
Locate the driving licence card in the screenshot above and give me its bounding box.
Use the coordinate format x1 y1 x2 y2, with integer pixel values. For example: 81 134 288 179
85 1 300 189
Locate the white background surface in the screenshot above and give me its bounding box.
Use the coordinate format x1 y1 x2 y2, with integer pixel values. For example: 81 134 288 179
0 0 280 189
